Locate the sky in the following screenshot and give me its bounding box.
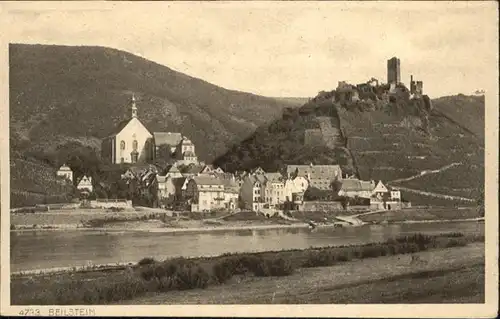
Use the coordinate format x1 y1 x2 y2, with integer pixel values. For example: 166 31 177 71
2 1 498 98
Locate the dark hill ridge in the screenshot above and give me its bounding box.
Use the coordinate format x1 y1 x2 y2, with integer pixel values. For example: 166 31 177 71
214 93 484 205
9 43 301 162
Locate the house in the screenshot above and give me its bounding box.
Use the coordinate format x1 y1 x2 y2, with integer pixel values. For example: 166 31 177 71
175 137 198 165
157 175 179 206
101 95 154 164
240 170 308 210
262 172 287 208
240 173 267 211
211 172 239 206
286 164 342 191
186 175 237 212
370 180 401 203
284 176 309 203
77 175 93 193
56 164 73 182
337 179 374 199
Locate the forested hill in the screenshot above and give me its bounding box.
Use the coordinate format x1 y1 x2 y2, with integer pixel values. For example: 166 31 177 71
214 91 484 204
9 43 302 163
9 43 303 206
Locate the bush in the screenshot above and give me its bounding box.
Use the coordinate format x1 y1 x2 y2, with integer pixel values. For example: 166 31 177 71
137 257 156 266
212 260 235 284
303 250 335 268
252 257 295 277
174 263 210 290
445 238 467 248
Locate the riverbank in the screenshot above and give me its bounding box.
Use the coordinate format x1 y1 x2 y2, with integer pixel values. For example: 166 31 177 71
11 232 484 305
122 243 485 304
10 206 483 233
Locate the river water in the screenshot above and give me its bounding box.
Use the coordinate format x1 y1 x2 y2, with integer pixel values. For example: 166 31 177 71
10 221 484 272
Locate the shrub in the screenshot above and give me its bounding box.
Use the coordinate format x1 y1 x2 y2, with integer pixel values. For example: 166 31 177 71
174 263 210 290
303 250 335 268
137 257 156 266
212 260 235 284
445 238 467 248
252 257 295 277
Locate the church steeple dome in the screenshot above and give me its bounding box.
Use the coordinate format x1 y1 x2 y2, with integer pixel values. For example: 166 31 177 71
131 94 138 118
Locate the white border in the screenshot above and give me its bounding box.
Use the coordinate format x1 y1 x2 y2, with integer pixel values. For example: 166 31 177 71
0 1 498 317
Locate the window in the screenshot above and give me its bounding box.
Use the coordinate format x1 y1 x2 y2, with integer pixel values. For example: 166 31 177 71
133 140 138 151
120 157 124 163
120 141 126 150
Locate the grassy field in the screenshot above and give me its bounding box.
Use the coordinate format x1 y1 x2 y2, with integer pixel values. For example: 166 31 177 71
11 233 484 305
359 207 480 223
119 242 484 304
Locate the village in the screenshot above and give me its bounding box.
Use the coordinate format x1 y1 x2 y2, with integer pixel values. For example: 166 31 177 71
51 57 419 217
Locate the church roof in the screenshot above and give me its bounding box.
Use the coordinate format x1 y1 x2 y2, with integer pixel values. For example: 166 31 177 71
105 117 153 138
153 132 183 146
105 119 132 138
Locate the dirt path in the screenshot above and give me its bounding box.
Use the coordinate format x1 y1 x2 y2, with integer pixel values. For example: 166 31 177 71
123 243 484 304
388 185 474 202
389 162 462 184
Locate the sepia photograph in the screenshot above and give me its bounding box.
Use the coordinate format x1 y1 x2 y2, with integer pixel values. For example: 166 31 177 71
0 1 498 317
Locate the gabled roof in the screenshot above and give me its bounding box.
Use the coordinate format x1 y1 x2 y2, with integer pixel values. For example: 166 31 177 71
182 164 205 175
339 179 373 192
192 175 225 186
58 164 72 171
77 175 92 185
181 137 193 145
264 172 285 183
153 132 183 146
165 164 181 174
286 164 341 180
104 119 132 138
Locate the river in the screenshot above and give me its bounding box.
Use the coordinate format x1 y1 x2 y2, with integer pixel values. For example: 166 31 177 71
10 221 484 272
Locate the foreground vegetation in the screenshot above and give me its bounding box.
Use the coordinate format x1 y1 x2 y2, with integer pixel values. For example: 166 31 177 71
11 232 484 305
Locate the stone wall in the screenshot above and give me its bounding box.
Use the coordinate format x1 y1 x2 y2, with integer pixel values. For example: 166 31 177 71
90 199 133 209
298 201 343 211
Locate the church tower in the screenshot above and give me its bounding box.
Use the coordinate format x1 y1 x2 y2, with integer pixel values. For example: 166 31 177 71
131 94 138 118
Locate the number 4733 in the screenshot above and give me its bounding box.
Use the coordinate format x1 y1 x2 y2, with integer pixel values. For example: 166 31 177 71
19 308 41 316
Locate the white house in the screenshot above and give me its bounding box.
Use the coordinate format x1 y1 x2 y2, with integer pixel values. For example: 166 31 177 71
56 164 73 182
284 176 309 203
186 175 237 212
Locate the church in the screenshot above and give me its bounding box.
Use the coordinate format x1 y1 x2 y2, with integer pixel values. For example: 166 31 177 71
101 95 198 165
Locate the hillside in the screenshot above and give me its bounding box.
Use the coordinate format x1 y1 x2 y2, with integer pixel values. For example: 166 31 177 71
214 93 484 205
9 43 299 162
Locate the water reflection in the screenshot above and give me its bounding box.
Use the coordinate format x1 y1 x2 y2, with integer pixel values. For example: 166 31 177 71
10 221 484 272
